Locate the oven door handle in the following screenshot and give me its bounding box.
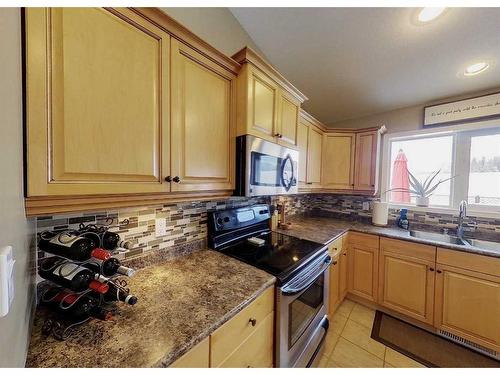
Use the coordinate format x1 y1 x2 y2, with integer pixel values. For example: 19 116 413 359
281 256 332 295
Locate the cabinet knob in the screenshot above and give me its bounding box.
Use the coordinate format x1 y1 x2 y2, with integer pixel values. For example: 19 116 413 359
249 318 257 327
164 176 172 182
332 260 338 266
342 253 347 256
429 267 435 272
436 270 442 274
274 133 282 138
172 176 181 183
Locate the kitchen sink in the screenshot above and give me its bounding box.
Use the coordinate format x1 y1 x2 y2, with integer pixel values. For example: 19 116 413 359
409 230 500 253
463 238 500 252
409 230 464 245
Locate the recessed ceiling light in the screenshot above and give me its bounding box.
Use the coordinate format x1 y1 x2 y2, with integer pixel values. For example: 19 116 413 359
464 62 490 76
417 7 446 23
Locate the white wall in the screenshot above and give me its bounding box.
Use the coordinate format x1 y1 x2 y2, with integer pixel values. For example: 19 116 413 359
0 8 36 367
328 88 500 133
160 7 265 58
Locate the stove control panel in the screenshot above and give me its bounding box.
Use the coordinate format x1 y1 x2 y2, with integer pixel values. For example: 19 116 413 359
209 204 271 232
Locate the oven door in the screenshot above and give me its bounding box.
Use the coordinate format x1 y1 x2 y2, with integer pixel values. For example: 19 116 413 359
244 135 298 196
276 254 331 367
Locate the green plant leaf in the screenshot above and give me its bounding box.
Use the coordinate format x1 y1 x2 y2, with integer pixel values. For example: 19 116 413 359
423 169 441 191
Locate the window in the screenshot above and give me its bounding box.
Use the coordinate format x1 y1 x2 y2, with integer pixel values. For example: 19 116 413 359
383 124 500 212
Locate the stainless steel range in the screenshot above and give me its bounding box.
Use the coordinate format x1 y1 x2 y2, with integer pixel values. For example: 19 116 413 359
208 204 331 368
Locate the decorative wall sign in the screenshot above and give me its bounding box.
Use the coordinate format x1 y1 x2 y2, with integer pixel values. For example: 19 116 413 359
423 92 500 127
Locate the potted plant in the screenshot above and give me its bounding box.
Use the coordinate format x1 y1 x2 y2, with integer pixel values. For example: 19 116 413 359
388 169 455 207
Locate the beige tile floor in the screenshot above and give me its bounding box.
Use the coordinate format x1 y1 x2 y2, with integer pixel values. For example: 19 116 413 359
315 299 426 368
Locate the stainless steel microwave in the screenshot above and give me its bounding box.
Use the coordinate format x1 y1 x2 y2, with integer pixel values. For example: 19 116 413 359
235 135 298 197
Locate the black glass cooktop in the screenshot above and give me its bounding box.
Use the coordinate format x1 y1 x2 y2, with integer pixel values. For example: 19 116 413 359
218 231 326 282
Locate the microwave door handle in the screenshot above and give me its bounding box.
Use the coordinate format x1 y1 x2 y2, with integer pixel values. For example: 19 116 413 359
281 257 332 295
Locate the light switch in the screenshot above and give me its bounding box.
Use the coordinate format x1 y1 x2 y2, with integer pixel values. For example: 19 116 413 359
0 246 15 317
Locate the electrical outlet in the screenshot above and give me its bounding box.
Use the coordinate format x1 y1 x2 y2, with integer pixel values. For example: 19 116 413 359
362 201 370 211
155 218 167 237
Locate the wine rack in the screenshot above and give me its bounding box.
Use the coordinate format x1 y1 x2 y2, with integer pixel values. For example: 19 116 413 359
37 219 138 341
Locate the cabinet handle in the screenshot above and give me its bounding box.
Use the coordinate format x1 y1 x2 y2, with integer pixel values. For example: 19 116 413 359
332 260 338 266
274 133 283 138
429 267 435 272
306 182 313 185
342 253 347 256
172 176 181 183
164 176 172 182
249 318 257 327
436 270 442 274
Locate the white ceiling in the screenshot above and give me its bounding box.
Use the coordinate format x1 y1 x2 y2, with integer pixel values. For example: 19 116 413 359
230 8 500 125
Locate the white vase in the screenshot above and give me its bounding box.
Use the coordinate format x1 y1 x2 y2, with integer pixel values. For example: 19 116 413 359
415 196 429 207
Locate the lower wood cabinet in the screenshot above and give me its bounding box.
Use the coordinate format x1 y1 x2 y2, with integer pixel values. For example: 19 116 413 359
170 337 210 368
339 239 349 300
434 248 500 352
378 238 436 325
348 233 379 302
211 286 274 368
169 286 274 368
329 235 347 314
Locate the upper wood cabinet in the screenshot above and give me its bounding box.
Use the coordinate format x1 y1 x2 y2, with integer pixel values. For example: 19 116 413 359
233 47 307 148
378 238 436 325
322 133 356 190
297 111 323 188
24 8 240 215
321 128 379 193
170 39 235 192
354 130 378 191
278 91 300 147
26 8 171 197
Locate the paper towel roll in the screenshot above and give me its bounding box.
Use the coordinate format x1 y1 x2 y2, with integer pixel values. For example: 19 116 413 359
372 202 388 226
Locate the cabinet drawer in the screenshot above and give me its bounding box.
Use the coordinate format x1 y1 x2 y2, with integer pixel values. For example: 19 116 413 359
437 248 500 277
210 286 274 367
170 337 209 368
328 236 343 258
216 312 274 368
380 237 436 263
349 232 379 249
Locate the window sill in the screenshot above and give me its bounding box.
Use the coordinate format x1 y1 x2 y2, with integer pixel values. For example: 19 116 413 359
387 202 500 219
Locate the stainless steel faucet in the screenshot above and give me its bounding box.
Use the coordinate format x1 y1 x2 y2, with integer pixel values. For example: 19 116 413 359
457 200 467 238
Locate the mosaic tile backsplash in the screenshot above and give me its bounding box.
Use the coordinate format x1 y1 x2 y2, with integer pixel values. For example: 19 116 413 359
35 193 500 276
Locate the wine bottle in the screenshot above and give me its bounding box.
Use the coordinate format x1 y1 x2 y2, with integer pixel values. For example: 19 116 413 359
103 283 138 305
39 257 110 293
101 231 133 251
38 232 111 262
41 289 98 320
82 258 136 277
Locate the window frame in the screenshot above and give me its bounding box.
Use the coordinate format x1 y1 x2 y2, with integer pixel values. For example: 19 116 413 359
380 118 500 217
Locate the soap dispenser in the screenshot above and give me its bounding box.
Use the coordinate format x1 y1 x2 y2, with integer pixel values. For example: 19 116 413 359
397 208 410 230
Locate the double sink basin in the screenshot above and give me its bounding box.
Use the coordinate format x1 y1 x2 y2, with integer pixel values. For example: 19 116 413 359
409 230 500 253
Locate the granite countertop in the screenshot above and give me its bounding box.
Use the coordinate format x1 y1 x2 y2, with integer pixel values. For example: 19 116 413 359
275 215 500 259
26 249 276 368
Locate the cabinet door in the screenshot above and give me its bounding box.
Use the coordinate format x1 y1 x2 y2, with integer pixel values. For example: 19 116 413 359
248 67 279 141
296 121 309 184
170 40 235 191
339 246 349 300
26 8 170 196
348 234 379 302
354 130 377 191
329 258 341 315
307 125 323 186
322 133 355 190
170 337 209 368
278 92 299 147
379 251 435 324
435 264 500 352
